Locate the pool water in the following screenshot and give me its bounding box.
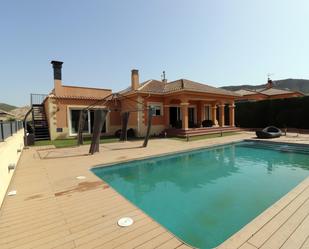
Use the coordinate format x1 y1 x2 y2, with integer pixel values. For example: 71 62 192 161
92 141 309 249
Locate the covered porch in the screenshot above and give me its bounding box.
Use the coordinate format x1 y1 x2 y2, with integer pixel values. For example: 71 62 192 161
163 93 235 126
161 93 237 137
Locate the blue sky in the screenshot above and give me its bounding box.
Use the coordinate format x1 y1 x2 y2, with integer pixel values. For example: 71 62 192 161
1 0 309 106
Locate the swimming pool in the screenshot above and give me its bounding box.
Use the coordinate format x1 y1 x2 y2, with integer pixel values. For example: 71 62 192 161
92 141 309 249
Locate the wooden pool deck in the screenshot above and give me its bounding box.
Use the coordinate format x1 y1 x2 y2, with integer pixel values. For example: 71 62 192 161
1 132 309 249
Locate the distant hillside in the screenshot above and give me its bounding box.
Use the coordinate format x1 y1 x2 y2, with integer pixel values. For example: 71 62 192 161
11 106 31 120
222 79 309 94
0 103 17 112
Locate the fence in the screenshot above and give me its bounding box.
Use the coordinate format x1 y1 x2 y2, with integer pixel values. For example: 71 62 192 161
0 120 23 142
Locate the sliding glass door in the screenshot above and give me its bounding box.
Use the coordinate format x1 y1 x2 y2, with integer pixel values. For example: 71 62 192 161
69 108 106 136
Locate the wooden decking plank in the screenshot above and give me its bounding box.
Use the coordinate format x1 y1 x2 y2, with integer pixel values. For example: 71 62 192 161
0 205 61 224
65 209 145 243
156 237 183 249
301 236 309 249
260 196 309 249
0 210 62 228
68 207 139 233
101 222 160 248
0 230 70 249
0 220 66 244
248 187 309 247
52 241 76 249
0 213 65 236
60 195 128 219
176 244 193 249
280 214 309 249
238 242 258 249
0 224 69 249
134 231 174 249
113 226 166 249
55 187 117 205
66 201 136 226
67 203 135 224
74 218 157 249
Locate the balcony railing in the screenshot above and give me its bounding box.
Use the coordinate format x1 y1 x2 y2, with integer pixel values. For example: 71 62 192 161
30 93 48 106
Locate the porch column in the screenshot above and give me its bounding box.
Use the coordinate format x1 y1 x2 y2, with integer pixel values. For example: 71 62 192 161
180 102 189 130
219 104 225 127
229 103 235 127
199 102 205 126
211 104 217 126
164 105 170 128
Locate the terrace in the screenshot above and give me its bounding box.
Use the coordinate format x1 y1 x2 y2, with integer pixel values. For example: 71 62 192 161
1 132 309 249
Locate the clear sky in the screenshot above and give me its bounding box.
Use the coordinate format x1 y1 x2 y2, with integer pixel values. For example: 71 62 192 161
1 0 309 106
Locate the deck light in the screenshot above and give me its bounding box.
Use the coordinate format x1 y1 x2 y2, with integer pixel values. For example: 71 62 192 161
8 163 16 171
7 190 17 196
76 176 86 180
118 217 134 227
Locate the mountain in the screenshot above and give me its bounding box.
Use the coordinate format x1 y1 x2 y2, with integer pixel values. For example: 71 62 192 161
0 103 18 112
11 106 31 120
222 79 309 94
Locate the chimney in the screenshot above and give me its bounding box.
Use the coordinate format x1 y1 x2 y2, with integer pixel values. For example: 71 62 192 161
131 69 139 90
51 60 63 95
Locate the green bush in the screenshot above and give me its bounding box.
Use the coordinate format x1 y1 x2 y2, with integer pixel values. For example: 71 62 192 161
235 96 309 129
202 119 213 127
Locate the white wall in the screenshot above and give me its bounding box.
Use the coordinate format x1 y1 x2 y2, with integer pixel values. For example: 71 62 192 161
0 130 24 207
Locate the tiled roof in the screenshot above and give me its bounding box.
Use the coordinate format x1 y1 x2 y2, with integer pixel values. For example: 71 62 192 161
235 86 300 97
119 79 240 97
234 89 260 96
259 88 295 96
49 94 107 100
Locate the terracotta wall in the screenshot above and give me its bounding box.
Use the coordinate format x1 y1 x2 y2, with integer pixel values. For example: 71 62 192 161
143 96 165 126
56 85 112 98
120 97 139 126
55 99 100 128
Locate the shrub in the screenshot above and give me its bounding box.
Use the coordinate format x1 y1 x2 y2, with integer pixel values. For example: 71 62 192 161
202 120 213 127
235 96 309 129
174 120 182 129
114 128 136 138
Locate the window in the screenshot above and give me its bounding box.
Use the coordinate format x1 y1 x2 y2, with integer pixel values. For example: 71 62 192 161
70 109 89 134
149 105 162 116
204 105 212 120
69 108 107 135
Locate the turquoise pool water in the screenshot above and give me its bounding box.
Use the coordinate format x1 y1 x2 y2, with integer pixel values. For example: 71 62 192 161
92 141 309 249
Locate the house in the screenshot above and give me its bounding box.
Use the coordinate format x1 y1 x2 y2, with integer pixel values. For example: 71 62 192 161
234 79 304 102
40 61 240 140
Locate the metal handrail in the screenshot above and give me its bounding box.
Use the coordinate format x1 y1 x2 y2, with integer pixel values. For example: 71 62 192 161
30 93 48 106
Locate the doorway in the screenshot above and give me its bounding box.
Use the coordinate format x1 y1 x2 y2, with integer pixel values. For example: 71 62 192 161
169 107 181 128
188 107 196 128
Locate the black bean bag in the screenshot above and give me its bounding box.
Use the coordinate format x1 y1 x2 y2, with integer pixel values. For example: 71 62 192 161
256 126 282 139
